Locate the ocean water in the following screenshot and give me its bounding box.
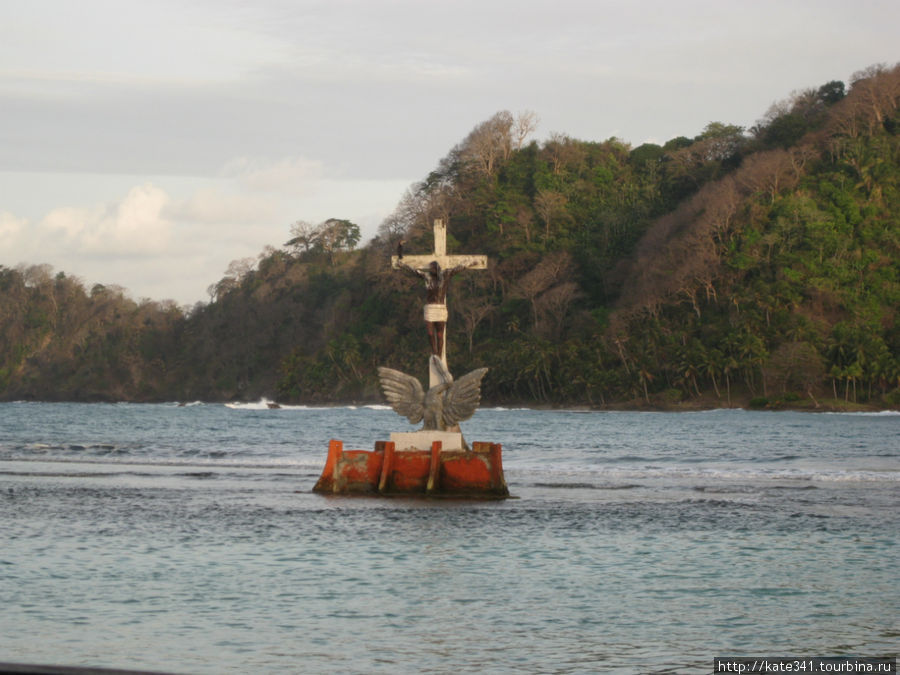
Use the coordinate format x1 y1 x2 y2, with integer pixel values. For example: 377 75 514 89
1 402 897 674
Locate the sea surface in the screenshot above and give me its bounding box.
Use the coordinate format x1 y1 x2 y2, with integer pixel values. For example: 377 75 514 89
1 401 897 674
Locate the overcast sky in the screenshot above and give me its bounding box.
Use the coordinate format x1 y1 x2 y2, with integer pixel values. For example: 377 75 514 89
1 0 897 306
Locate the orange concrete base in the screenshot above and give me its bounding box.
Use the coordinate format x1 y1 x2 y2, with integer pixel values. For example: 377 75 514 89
312 439 509 498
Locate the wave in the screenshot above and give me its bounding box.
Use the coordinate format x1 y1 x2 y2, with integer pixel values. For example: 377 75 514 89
223 399 396 412
507 462 900 484
821 410 900 416
0 453 324 471
13 442 129 455
531 482 642 490
224 398 283 410
224 399 327 411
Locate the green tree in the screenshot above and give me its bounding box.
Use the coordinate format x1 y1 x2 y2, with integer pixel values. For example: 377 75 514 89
286 218 361 265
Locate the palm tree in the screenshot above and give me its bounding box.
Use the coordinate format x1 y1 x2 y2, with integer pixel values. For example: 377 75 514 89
701 347 724 399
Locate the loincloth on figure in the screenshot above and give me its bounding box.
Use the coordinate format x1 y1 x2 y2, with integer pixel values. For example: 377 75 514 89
424 303 448 322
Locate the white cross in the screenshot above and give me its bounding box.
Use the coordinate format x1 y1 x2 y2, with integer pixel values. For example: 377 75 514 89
391 219 488 387
391 219 487 272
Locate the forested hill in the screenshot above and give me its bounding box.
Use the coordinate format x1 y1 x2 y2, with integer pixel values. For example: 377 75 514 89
2 64 899 409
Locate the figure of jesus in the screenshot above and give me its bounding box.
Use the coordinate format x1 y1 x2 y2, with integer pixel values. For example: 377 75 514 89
397 259 476 357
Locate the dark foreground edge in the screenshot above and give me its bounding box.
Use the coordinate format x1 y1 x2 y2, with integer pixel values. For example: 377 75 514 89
0 665 176 675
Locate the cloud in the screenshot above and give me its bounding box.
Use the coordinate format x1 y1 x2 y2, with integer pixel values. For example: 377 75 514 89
220 156 325 193
0 211 26 245
166 155 331 227
168 187 280 226
0 166 410 305
40 183 172 256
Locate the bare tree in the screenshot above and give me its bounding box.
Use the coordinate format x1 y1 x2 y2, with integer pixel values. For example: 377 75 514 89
226 257 255 280
788 145 820 179
513 111 539 150
285 220 319 254
512 252 572 327
534 281 581 339
515 206 535 245
849 63 900 132
456 300 496 354
738 150 795 203
543 132 587 175
828 63 900 140
316 219 361 265
459 110 538 176
534 189 569 240
18 263 54 288
460 111 513 176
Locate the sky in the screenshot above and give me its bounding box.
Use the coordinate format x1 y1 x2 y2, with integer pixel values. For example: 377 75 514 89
1 0 897 306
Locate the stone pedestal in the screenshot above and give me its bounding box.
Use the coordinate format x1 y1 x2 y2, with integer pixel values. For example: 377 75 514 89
390 430 463 451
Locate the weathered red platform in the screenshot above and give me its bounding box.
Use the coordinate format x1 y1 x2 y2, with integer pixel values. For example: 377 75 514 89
313 439 509 498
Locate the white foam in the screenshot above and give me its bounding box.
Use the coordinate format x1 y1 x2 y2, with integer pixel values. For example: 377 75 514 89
505 461 900 484
224 398 282 410
822 410 900 416
224 400 398 412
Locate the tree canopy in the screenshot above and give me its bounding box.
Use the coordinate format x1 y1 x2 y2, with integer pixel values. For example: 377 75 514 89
2 65 899 409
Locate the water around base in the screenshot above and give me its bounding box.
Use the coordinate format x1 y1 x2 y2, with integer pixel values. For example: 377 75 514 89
1 402 897 673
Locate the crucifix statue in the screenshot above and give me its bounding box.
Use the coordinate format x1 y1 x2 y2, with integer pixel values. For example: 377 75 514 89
392 219 487 388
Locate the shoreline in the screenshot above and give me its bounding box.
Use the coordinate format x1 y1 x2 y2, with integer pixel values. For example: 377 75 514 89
2 395 897 415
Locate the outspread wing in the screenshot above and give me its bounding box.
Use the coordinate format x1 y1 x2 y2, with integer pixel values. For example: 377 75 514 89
441 367 488 427
377 367 425 424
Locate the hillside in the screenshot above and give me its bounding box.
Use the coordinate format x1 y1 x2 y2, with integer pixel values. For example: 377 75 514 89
2 63 898 409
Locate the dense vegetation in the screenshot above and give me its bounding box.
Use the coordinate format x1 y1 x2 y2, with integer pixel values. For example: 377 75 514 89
2 64 899 409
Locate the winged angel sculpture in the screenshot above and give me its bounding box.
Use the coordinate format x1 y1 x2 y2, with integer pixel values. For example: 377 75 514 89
378 356 488 432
